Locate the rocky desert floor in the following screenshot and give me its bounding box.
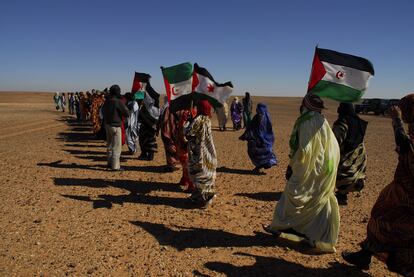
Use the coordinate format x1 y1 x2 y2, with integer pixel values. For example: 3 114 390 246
0 92 400 276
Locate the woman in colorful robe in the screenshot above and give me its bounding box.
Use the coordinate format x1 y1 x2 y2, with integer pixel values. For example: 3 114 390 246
138 91 160 161
186 100 217 208
176 110 195 192
263 93 340 253
332 103 368 205
239 103 278 173
342 94 414 276
90 93 106 138
159 98 179 171
230 97 243 130
125 93 140 154
53 92 61 111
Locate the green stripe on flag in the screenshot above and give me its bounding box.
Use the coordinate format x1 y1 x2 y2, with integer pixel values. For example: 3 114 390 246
193 93 222 108
162 62 193 84
309 80 363 103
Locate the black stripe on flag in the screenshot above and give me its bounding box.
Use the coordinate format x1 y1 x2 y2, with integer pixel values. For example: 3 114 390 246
316 48 375 75
146 82 160 108
169 94 194 113
194 63 234 88
134 72 151 82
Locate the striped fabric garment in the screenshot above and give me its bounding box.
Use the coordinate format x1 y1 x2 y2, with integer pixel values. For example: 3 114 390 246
186 115 217 195
332 116 367 193
361 118 414 276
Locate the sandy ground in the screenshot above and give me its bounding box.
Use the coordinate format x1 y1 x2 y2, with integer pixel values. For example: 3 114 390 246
0 92 400 276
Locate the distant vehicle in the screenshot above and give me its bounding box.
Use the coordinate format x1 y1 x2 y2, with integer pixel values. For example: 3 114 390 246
355 98 381 115
355 99 371 114
388 99 400 108
355 98 400 116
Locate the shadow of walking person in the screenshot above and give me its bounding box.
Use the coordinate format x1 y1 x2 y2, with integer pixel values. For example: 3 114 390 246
130 220 282 251
204 252 371 277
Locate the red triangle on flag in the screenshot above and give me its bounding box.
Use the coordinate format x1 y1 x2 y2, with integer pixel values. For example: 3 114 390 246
308 51 326 91
192 71 199 91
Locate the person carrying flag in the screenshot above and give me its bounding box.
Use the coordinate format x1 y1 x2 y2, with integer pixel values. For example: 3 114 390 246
263 93 340 253
159 96 180 171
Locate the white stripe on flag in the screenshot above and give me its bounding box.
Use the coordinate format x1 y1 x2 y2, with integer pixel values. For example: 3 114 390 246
321 62 372 91
170 77 193 101
194 74 233 105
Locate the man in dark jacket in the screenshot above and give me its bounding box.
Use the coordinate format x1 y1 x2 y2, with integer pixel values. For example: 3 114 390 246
102 85 130 170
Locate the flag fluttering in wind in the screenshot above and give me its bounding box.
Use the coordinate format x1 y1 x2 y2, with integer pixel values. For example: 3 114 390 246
131 71 160 119
308 47 374 102
161 62 193 112
192 63 233 108
131 72 152 100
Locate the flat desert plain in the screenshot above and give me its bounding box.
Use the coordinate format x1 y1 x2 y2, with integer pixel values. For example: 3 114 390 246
0 92 399 276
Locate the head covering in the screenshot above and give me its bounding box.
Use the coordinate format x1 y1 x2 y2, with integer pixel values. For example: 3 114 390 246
254 103 274 146
109 85 121 98
399 93 414 123
302 93 325 112
245 92 250 99
337 103 356 116
197 99 212 117
256 103 267 115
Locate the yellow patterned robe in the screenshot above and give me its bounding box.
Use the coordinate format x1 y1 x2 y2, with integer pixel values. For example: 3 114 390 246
269 111 340 253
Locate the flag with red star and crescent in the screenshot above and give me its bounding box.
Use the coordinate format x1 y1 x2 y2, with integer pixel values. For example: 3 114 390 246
192 63 233 108
308 47 374 102
161 62 194 112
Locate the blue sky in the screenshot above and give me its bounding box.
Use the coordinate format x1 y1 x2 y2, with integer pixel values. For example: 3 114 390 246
1 0 413 98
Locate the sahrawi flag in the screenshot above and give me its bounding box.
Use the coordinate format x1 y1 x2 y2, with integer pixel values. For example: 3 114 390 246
161 62 193 112
131 72 151 100
131 71 159 107
308 47 375 102
192 63 233 108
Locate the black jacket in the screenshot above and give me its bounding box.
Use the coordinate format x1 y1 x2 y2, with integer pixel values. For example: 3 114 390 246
102 97 130 127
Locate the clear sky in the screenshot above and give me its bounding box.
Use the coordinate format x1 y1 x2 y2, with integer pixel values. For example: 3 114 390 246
1 0 413 98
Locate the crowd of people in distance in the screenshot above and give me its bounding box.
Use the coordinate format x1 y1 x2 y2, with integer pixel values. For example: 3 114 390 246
54 88 414 276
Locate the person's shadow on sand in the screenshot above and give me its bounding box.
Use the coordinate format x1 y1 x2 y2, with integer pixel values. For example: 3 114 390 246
235 192 282 202
56 177 194 210
130 220 336 256
37 160 105 171
130 220 278 251
202 252 371 277
217 166 266 175
62 193 195 210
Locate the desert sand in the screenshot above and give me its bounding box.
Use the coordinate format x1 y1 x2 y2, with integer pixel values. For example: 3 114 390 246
0 92 399 276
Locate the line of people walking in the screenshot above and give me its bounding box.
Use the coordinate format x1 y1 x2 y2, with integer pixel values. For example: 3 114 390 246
55 87 413 275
